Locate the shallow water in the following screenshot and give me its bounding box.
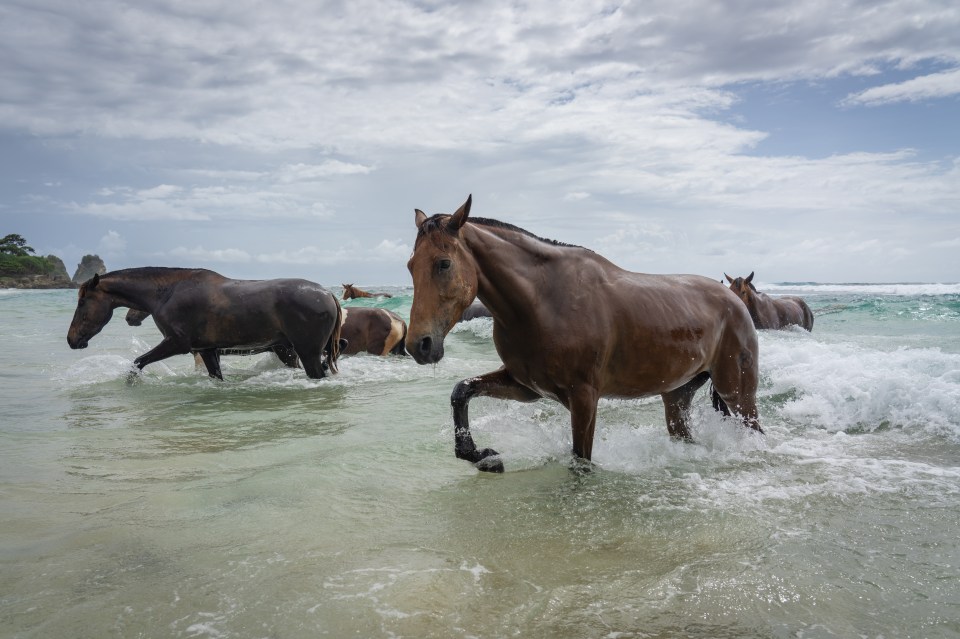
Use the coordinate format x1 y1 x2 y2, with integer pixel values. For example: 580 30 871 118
1 285 959 638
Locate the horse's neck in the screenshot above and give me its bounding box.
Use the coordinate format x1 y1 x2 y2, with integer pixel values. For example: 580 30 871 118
746 291 770 323
101 275 167 312
465 225 567 321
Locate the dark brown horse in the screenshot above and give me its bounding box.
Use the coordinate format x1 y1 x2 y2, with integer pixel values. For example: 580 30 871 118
459 300 492 322
725 272 814 331
406 195 762 472
68 267 342 380
124 308 302 369
339 307 408 356
342 283 393 300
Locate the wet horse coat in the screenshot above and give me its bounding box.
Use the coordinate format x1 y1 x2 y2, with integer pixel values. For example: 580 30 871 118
68 267 342 380
339 307 408 356
726 272 814 331
406 195 762 472
124 308 301 369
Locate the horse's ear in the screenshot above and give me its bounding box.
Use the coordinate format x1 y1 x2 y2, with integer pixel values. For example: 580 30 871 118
447 194 472 233
745 272 754 284
724 273 734 284
415 209 427 229
89 273 100 289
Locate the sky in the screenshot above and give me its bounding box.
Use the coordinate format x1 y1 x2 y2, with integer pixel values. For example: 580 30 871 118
1 0 958 286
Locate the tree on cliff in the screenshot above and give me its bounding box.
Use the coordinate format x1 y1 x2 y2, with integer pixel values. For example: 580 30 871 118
0 234 35 257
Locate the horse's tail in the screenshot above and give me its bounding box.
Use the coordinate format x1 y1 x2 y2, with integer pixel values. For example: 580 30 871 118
710 383 731 417
325 298 343 374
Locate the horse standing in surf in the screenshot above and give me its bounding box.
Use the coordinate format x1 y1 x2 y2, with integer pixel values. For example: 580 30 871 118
68 267 342 380
406 195 762 472
725 272 814 331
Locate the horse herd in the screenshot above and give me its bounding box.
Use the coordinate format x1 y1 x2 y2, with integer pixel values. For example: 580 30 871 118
67 195 813 472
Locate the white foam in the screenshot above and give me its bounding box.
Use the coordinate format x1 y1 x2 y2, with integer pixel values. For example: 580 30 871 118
759 332 960 438
760 282 960 296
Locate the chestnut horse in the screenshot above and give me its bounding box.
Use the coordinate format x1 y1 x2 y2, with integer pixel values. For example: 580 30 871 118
725 272 814 331
68 267 342 380
342 283 392 300
406 195 762 472
340 307 408 356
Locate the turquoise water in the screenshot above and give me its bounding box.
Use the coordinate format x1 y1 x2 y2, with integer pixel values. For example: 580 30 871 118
1 284 959 638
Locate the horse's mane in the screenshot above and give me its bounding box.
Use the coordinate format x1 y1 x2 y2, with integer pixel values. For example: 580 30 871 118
417 214 582 250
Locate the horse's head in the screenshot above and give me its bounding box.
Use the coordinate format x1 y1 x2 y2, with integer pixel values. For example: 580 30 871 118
125 308 150 326
67 274 115 349
406 194 479 364
725 272 757 305
342 284 355 300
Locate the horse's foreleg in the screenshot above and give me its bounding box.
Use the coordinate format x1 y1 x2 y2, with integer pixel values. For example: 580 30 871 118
133 337 189 372
272 343 300 369
196 349 223 380
568 386 600 461
451 368 540 473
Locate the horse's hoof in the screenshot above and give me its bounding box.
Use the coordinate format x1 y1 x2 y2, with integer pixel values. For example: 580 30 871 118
476 449 504 473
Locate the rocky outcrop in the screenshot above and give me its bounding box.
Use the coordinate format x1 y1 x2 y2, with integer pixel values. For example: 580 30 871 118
72 255 107 285
0 254 75 289
46 255 72 282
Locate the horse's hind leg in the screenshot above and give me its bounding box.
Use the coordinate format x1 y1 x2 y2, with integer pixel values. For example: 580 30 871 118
661 372 710 441
451 367 541 472
712 352 763 434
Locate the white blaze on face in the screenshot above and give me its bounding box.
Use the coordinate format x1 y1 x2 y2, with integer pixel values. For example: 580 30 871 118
340 307 349 327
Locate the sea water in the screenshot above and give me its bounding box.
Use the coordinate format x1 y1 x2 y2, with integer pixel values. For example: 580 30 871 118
0 284 958 638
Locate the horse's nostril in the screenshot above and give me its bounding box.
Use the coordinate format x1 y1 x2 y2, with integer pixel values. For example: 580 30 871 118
418 335 433 355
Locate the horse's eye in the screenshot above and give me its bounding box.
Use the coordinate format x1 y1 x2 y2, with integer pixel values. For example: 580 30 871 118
437 259 452 272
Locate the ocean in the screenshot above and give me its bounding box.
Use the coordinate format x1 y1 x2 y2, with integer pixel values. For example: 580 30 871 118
1 283 958 638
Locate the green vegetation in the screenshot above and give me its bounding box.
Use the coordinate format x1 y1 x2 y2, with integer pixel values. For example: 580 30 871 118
0 233 61 276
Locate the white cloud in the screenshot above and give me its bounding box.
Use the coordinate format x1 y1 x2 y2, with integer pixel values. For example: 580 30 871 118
275 161 373 183
169 246 252 263
842 68 960 106
97 230 126 254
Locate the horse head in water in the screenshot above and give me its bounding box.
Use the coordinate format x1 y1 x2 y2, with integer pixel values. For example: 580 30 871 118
725 272 814 331
342 284 392 300
407 195 762 473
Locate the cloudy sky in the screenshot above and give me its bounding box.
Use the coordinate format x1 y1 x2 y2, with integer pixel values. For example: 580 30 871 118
2 0 958 286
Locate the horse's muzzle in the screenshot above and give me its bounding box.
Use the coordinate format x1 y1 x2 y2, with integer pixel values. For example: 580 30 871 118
410 334 444 365
67 335 89 349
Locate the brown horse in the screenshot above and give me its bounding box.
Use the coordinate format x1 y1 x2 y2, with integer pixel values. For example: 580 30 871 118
406 195 762 472
68 267 342 380
725 272 814 331
342 283 393 300
339 307 408 356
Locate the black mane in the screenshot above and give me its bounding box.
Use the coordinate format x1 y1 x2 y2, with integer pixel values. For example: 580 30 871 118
417 214 581 249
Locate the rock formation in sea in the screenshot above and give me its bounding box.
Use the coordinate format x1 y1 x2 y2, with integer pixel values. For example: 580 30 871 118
72 255 107 285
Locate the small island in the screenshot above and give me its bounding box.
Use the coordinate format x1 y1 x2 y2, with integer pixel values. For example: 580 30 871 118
0 233 105 289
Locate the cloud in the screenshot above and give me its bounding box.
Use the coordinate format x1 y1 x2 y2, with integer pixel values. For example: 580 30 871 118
842 68 960 106
97 230 126 255
275 161 373 183
169 246 252 263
